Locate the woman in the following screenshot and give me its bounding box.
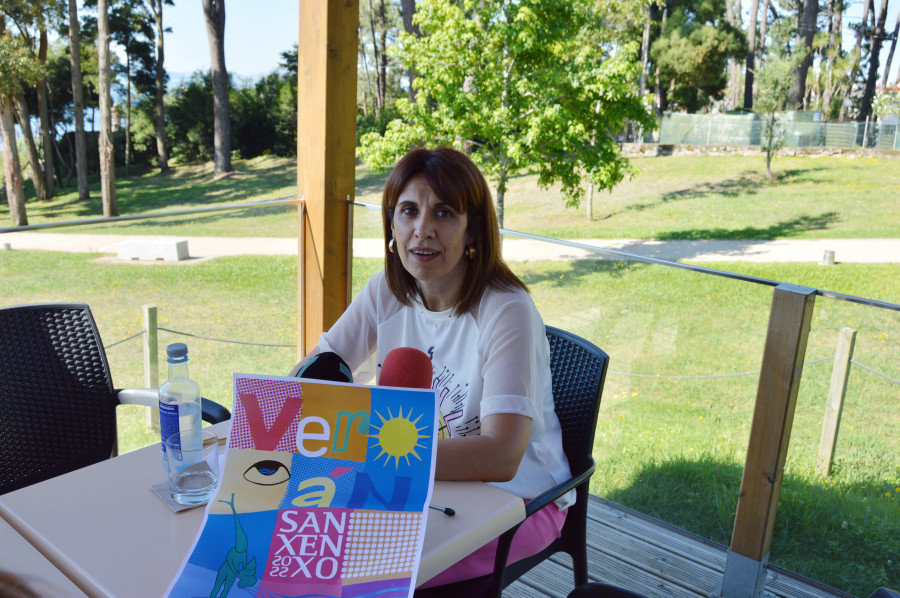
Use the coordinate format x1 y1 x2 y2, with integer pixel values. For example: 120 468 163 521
291 146 572 588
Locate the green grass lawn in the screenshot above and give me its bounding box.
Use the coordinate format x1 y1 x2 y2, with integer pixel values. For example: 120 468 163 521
2 152 898 596
4 153 899 241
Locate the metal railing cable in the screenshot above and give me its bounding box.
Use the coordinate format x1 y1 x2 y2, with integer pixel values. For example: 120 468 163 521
103 331 145 349
608 356 835 380
156 326 294 348
101 328 897 385
351 200 900 314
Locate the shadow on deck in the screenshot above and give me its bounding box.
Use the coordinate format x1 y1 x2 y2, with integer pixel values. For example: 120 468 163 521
507 495 856 598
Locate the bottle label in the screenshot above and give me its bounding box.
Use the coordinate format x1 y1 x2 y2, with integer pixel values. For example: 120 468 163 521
159 401 180 456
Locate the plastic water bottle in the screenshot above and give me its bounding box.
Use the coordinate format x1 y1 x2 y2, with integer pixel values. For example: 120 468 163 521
159 343 202 471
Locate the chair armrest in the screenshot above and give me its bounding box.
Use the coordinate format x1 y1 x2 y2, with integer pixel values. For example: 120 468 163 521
116 388 158 408
116 389 231 424
523 458 595 517
201 398 231 424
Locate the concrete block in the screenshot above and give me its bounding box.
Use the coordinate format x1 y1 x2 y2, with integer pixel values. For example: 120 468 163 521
117 239 189 261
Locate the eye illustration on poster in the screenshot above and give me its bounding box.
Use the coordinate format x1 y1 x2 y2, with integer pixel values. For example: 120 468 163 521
165 374 438 598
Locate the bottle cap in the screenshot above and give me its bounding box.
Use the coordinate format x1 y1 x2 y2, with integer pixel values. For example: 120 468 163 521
166 343 189 363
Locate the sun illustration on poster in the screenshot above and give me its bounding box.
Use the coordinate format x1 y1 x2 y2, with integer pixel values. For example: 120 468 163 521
371 406 429 468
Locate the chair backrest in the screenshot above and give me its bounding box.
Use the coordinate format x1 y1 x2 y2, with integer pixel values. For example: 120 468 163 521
546 325 610 474
0 304 119 495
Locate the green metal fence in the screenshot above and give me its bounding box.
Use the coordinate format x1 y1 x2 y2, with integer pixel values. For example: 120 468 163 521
658 112 900 150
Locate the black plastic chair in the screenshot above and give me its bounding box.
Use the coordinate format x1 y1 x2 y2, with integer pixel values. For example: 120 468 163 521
0 303 230 495
417 325 609 597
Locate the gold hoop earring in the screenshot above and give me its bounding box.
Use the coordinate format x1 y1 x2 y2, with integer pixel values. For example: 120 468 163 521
465 245 476 259
388 238 397 254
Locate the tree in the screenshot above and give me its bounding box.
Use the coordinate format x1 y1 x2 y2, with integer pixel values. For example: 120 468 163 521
202 0 231 176
68 0 90 199
755 53 798 179
858 0 890 123
743 0 760 109
650 0 747 113
399 0 419 102
359 0 655 227
36 23 56 198
142 0 170 172
0 15 42 225
788 0 818 109
97 0 117 217
107 0 157 178
882 8 900 88
1 1 51 201
840 0 872 120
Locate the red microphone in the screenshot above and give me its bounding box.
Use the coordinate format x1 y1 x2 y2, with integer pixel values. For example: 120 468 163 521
379 347 433 389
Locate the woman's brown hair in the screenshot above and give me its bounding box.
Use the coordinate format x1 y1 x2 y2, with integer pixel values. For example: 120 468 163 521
382 146 526 314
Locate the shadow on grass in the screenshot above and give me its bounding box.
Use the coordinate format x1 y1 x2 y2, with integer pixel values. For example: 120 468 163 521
355 168 389 197
656 211 841 241
620 166 827 216
517 259 647 288
603 456 899 595
13 159 298 227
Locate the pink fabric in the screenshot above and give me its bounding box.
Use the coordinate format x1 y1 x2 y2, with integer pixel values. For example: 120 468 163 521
417 501 568 589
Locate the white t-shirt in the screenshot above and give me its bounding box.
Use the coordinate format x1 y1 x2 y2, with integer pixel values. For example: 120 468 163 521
312 271 574 508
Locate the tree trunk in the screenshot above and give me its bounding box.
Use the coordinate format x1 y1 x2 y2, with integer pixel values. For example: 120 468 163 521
724 0 742 109
365 0 385 117
790 0 819 108
97 0 118 217
68 0 90 200
37 27 55 198
125 49 132 178
881 6 900 88
13 94 47 201
821 0 843 120
586 181 594 221
359 39 373 117
203 0 232 177
1 97 28 226
152 0 169 173
400 0 419 102
655 7 668 114
744 0 760 110
496 166 507 229
639 7 651 97
858 0 889 123
840 0 871 120
758 0 771 69
377 0 388 112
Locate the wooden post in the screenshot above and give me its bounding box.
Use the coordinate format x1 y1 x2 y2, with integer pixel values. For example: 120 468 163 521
715 284 816 598
296 0 358 358
142 304 159 429
816 327 857 477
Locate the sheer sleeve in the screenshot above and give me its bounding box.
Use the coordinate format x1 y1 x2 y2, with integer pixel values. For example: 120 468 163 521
478 292 548 421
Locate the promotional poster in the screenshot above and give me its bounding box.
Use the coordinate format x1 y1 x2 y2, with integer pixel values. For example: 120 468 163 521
166 374 438 598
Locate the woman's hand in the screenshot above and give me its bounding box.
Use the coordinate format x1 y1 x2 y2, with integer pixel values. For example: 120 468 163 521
434 413 531 483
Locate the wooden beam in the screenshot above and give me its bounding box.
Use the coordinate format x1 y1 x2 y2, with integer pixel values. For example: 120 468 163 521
730 284 816 561
296 0 358 357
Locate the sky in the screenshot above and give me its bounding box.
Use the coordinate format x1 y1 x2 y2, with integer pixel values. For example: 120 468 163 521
162 0 299 81
160 1 899 88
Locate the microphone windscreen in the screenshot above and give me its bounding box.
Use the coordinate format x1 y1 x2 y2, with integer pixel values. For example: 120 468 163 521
294 351 353 383
379 347 433 389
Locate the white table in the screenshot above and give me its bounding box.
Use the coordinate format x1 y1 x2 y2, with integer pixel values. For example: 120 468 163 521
0 516 85 597
0 421 524 597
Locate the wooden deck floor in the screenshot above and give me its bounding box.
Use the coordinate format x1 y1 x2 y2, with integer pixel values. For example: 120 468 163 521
506 495 856 598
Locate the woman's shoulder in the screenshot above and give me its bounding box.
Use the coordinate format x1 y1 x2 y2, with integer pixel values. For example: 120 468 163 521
474 285 540 326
